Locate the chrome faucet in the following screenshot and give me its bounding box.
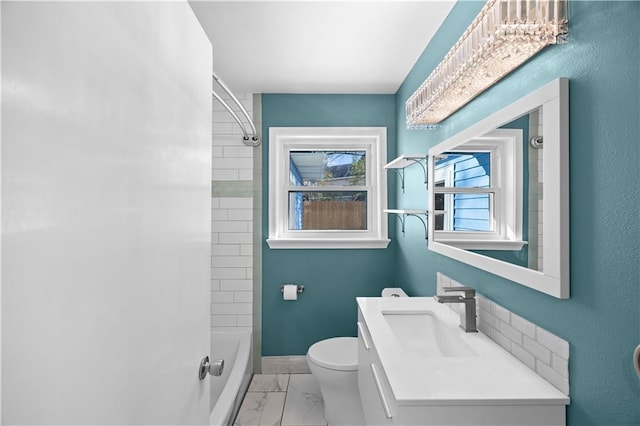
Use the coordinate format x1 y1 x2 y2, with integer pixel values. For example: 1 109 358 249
435 286 478 332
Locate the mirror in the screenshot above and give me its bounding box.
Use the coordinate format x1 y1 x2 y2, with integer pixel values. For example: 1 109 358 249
427 78 569 299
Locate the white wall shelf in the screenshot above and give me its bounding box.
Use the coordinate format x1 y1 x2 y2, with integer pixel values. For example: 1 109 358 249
384 154 427 192
384 209 428 239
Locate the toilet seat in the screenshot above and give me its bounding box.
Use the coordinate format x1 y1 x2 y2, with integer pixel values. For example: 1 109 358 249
307 337 358 371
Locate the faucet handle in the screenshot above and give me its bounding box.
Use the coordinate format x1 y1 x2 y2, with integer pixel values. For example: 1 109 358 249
441 286 476 298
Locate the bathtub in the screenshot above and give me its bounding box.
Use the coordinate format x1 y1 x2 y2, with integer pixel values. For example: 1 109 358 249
209 330 253 426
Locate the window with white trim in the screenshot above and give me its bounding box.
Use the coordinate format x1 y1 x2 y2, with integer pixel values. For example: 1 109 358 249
267 127 389 249
432 129 525 250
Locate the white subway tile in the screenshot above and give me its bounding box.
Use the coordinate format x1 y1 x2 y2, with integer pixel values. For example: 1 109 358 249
213 110 236 124
212 146 224 158
220 198 252 209
223 145 254 158
491 303 511 323
211 198 220 209
220 279 253 291
240 244 253 256
537 327 570 359
246 268 253 279
212 123 234 135
211 256 252 268
238 169 254 181
211 233 219 244
212 244 240 256
211 291 234 303
235 291 253 303
215 157 254 170
212 209 228 221
211 279 220 291
212 302 252 315
552 353 569 378
213 135 244 146
523 335 552 365
211 267 247 279
511 342 536 370
211 315 237 327
237 315 253 327
499 321 523 345
212 169 239 180
479 309 499 330
510 313 536 339
536 360 569 395
219 232 253 244
490 327 512 352
213 220 249 233
228 209 253 221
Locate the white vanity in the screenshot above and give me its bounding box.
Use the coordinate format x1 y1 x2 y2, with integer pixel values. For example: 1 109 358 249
357 297 569 426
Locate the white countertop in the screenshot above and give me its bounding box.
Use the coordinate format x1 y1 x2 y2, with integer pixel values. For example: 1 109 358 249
357 297 570 406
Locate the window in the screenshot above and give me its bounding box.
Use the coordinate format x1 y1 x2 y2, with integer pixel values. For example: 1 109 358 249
267 127 389 249
432 129 525 250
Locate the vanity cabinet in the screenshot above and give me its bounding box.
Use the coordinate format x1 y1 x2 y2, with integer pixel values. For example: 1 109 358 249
357 298 569 426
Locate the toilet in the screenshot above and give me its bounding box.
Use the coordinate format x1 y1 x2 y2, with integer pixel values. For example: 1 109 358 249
307 288 408 426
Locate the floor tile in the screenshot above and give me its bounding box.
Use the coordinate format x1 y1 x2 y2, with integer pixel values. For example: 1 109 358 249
281 374 327 426
234 392 286 426
248 374 290 392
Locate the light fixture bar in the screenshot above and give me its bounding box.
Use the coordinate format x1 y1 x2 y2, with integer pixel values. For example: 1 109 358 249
406 0 568 128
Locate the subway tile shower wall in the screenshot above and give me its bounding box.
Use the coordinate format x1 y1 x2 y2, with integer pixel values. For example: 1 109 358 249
211 92 255 331
437 273 569 395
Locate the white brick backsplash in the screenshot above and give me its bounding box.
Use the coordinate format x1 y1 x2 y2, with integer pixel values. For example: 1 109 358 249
214 157 253 170
237 315 253 327
537 327 570 359
211 279 220 291
212 209 228 221
238 169 254 180
223 146 254 158
499 321 523 345
523 336 552 364
511 313 536 339
212 302 252 315
437 273 570 395
240 244 253 256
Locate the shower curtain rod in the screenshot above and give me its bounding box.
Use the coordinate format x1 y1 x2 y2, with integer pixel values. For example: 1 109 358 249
212 72 260 146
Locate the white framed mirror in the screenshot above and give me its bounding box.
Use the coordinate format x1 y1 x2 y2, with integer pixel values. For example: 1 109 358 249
427 78 569 299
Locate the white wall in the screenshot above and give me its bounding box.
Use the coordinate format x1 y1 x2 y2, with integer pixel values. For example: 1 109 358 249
2 2 212 423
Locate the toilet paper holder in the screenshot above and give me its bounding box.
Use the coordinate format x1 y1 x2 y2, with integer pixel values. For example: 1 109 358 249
281 284 304 294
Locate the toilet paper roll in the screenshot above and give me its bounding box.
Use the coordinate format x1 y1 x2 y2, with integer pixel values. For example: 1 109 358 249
283 284 298 301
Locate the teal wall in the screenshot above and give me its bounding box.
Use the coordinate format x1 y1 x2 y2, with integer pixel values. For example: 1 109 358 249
261 95 397 356
394 1 640 425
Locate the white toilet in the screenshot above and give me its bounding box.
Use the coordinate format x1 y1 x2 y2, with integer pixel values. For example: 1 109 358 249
307 288 408 426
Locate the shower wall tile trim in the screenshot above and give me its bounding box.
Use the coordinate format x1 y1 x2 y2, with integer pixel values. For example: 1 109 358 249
437 273 570 395
211 92 256 332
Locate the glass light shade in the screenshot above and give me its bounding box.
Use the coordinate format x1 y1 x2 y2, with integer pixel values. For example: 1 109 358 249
406 0 568 128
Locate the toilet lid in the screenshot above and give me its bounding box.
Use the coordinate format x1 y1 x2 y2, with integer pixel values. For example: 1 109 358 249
307 337 358 371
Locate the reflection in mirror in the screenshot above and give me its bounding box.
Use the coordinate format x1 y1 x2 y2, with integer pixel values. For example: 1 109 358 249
432 112 543 272
427 78 569 298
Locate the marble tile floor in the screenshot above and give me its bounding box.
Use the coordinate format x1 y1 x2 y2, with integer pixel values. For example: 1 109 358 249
233 374 327 426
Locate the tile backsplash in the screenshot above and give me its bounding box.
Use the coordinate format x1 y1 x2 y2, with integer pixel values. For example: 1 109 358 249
437 272 570 395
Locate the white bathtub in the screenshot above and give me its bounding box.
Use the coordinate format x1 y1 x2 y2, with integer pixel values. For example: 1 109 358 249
209 330 253 426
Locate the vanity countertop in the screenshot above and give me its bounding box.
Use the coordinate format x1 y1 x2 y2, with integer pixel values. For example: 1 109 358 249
356 297 570 406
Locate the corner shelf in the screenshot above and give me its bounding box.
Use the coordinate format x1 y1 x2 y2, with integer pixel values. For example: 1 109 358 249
383 155 427 192
384 209 428 239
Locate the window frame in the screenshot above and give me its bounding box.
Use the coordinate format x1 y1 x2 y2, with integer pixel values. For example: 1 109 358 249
267 127 389 249
431 129 525 250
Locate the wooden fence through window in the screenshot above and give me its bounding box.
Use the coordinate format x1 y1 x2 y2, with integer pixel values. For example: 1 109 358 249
302 201 366 230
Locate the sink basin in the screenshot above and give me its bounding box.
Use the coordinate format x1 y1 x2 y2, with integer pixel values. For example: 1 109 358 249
382 310 477 357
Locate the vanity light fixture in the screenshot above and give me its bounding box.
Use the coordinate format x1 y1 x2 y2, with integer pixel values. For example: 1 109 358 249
406 0 568 128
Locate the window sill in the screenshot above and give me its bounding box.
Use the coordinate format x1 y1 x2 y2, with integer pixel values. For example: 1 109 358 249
434 239 527 250
266 238 391 249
